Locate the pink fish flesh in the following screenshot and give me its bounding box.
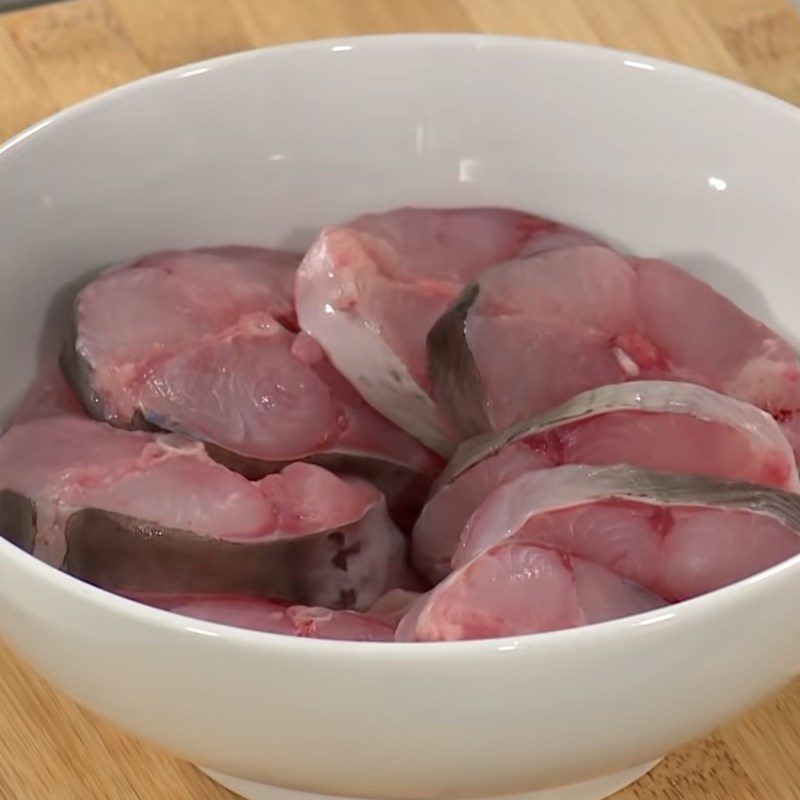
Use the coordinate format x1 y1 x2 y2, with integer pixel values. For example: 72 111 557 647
64 246 441 509
0 416 407 609
428 247 800 447
296 208 599 454
128 593 397 641
397 542 666 641
455 465 800 602
348 207 602 282
413 381 799 583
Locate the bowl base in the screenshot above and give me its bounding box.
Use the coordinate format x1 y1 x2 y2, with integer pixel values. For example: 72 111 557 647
199 759 661 800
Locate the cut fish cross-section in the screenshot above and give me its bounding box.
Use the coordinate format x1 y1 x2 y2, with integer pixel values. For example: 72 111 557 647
428 246 800 449
397 542 667 642
296 207 601 455
62 246 442 521
0 416 408 610
455 464 800 603
412 381 800 583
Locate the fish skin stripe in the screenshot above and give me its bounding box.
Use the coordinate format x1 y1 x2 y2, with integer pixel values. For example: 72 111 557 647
436 381 786 491
427 282 490 440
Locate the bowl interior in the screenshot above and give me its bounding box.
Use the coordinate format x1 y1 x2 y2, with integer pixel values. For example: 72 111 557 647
1 35 800 418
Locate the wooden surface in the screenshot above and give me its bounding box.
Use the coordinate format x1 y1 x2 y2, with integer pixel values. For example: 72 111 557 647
1 1 800 798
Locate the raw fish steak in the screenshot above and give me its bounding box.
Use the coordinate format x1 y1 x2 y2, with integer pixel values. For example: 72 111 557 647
455 465 800 602
413 381 800 583
296 208 600 454
0 416 407 609
348 207 602 282
128 592 397 641
62 246 441 518
428 246 800 447
396 543 666 641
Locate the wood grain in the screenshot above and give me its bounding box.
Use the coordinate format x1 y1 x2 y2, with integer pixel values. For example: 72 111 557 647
107 0 250 71
2 0 148 109
0 1 799 799
573 0 747 78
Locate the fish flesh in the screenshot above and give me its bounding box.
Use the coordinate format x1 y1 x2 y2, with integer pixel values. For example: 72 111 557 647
348 207 602 282
455 465 800 602
396 542 666 641
428 247 800 445
128 592 397 641
412 381 800 583
403 465 800 641
296 208 599 454
65 246 299 422
62 246 442 519
10 206 800 644
0 416 407 609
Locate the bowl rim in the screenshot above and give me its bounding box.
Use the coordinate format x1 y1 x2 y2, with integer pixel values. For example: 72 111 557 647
4 30 800 159
2 32 800 655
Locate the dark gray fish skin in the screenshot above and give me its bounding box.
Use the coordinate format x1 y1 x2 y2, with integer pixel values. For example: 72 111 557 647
590 465 800 531
0 490 37 554
494 463 800 534
426 283 489 440
0 477 408 611
454 463 800 576
432 382 618 492
59 315 111 426
0 415 412 609
61 314 161 434
62 506 399 611
431 380 790 494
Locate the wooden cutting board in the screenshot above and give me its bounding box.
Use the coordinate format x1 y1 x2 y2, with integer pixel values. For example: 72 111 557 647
1 1 799 798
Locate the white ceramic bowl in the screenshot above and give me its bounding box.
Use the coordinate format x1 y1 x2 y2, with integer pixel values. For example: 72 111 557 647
1 34 800 800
